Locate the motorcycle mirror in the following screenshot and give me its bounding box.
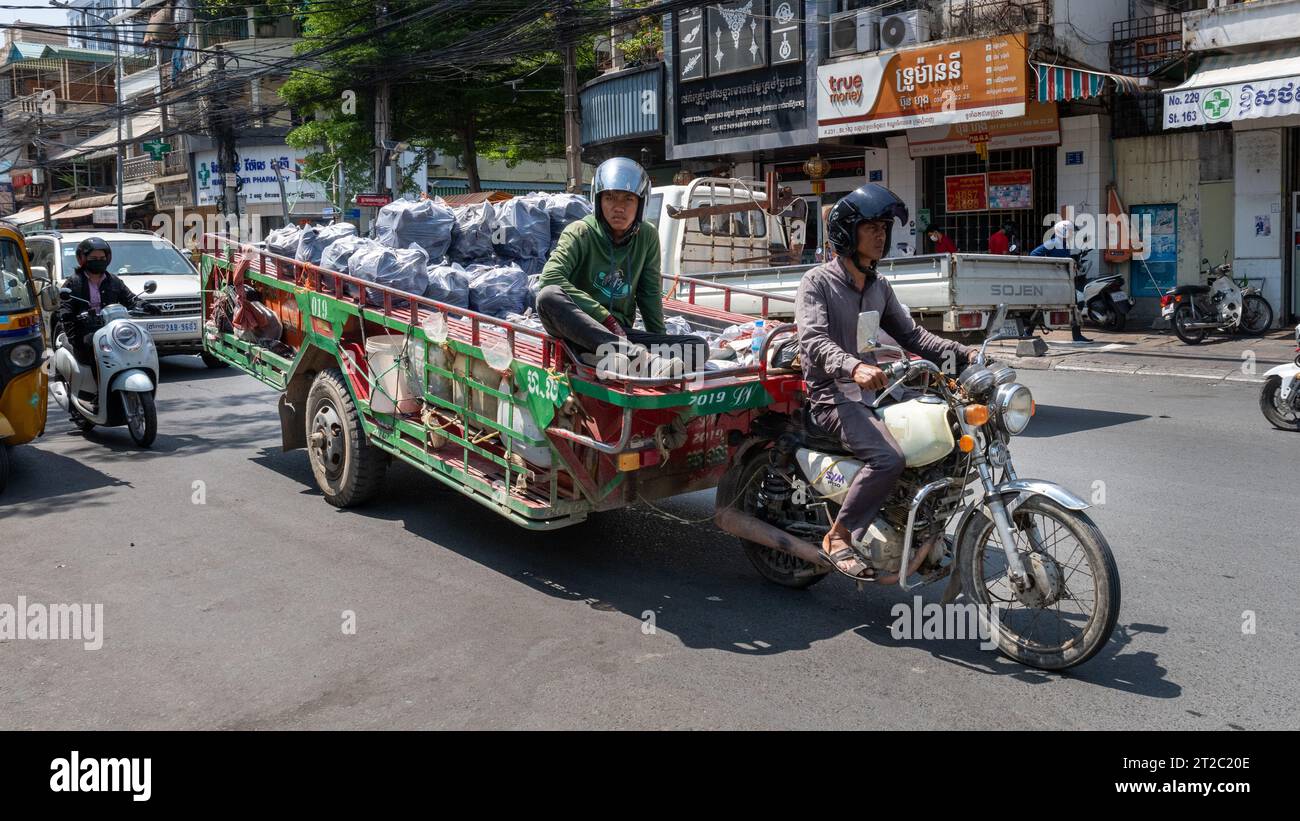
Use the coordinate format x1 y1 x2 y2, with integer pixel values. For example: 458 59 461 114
59 287 72 299
857 310 881 352
143 280 158 294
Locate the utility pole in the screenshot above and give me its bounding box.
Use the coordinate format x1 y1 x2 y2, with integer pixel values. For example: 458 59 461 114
374 1 391 201
560 0 582 194
212 47 240 224
36 112 51 227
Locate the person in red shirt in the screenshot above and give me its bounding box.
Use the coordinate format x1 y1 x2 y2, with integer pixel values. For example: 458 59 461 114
927 226 957 254
988 220 1018 255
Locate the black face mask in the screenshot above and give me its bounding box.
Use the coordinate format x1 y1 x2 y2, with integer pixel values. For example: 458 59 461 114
83 259 110 275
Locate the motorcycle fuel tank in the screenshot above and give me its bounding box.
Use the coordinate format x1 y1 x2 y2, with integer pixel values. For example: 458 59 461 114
796 398 956 503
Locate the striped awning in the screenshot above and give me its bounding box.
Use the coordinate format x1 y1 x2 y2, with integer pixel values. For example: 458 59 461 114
1034 63 1146 102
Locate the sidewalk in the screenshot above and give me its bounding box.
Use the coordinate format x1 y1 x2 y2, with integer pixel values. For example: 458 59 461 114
985 325 1298 383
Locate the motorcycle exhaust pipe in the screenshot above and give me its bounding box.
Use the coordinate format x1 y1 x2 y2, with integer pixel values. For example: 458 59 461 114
1178 321 1225 329
714 507 832 568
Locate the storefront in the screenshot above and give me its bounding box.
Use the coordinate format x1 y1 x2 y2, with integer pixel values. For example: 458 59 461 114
1163 45 1300 320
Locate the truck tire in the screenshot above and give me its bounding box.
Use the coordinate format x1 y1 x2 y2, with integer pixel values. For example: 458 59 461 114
305 368 387 508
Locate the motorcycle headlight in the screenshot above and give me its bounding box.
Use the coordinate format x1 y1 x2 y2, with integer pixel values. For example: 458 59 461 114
8 343 37 369
112 322 143 351
993 383 1034 435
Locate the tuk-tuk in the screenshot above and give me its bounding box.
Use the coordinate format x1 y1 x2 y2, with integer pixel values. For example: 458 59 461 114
0 219 49 492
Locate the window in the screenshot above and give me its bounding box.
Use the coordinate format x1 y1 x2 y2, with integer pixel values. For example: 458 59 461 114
0 239 36 312
60 239 195 277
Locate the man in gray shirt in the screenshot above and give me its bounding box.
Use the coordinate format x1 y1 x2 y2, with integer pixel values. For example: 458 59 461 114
797 184 975 579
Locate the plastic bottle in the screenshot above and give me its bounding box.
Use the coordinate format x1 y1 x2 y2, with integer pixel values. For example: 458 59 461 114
750 319 766 360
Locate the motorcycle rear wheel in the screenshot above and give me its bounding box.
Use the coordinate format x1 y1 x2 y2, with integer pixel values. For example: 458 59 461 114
725 449 829 590
959 496 1120 670
1172 304 1206 345
1259 376 1300 431
1102 304 1126 332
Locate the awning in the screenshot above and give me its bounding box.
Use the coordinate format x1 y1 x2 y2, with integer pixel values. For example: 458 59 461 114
1034 62 1146 103
5 201 72 225
51 114 162 162
1163 44 1300 128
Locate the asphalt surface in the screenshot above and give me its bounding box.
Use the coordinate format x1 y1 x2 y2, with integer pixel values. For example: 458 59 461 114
1 359 1297 730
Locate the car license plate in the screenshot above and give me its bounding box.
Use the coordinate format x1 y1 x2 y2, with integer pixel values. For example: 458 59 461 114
1111 291 1130 302
1000 319 1022 338
154 320 198 334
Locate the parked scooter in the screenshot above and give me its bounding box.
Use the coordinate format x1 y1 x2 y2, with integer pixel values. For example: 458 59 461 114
1161 257 1273 344
48 282 160 447
1072 253 1134 331
1260 323 1300 431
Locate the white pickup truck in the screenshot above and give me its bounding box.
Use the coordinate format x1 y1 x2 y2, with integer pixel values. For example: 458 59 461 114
641 178 1076 338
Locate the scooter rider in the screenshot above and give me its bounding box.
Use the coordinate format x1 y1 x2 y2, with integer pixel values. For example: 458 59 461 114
796 184 977 579
56 237 161 368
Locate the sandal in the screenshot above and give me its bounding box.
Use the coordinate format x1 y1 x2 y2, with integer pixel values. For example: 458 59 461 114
822 547 876 580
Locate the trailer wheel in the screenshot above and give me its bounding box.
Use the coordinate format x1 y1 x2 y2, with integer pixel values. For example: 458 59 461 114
305 368 387 508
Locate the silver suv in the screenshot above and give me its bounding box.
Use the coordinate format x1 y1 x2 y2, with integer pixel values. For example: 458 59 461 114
24 230 222 367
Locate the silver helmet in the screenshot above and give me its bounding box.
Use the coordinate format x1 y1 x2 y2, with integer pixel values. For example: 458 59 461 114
591 157 651 235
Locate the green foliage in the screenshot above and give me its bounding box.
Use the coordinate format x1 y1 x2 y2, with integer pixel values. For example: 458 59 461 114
615 0 664 67
276 0 599 193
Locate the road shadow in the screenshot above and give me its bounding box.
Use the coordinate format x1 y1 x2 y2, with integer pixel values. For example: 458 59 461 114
1021 405 1150 438
0 444 132 518
158 356 246 383
289 459 1177 695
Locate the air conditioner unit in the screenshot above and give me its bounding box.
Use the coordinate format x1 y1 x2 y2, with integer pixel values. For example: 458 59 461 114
829 9 880 58
879 10 930 50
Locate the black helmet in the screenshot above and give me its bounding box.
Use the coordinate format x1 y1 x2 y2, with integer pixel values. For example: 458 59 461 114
75 236 112 265
1001 220 1018 237
826 184 908 266
591 157 651 237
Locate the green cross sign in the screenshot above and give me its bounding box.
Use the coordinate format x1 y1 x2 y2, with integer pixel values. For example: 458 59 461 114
142 139 172 161
1203 89 1232 121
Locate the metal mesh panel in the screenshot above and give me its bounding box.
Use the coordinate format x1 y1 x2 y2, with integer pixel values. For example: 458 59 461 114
920 147 1057 254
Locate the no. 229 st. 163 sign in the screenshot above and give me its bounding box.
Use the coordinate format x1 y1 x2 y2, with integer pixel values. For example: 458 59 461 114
1164 76 1300 128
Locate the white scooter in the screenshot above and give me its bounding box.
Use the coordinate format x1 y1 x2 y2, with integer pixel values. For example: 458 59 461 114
48 282 160 447
1072 253 1134 331
1260 323 1300 431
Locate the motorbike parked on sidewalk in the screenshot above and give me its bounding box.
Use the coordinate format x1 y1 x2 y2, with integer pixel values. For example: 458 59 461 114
1259 323 1300 431
1072 253 1133 332
1161 258 1273 344
48 283 160 447
717 306 1121 670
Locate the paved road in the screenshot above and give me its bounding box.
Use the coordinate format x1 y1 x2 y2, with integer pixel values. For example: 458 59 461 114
2 359 1296 729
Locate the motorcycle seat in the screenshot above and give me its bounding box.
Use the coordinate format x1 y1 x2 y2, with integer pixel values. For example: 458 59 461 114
801 407 851 455
1171 284 1210 296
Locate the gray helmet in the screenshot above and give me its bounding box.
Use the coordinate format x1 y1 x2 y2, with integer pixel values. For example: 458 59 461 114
591 157 651 236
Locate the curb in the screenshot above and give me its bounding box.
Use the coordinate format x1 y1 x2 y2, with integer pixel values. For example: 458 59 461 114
999 354 1266 383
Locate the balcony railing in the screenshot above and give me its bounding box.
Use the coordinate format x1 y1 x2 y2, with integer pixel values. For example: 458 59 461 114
947 0 1050 39
123 154 163 183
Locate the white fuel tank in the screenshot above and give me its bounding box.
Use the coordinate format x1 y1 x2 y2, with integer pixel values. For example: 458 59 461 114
796 398 955 503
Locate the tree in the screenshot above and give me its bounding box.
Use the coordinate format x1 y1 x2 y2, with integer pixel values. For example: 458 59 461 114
276 1 599 195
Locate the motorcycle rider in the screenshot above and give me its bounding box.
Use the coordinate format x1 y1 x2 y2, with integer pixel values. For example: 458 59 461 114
56 237 161 372
797 184 977 578
536 157 708 377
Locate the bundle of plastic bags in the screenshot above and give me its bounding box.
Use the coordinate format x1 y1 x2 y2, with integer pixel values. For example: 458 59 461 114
491 196 550 261
296 222 358 266
347 242 429 307
467 262 529 318
374 198 454 260
448 202 496 264
539 192 592 249
424 261 471 311
320 235 370 275
265 225 302 259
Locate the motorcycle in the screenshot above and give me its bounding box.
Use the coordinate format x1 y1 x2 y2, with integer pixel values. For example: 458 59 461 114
1259 323 1300 432
1072 253 1133 331
48 282 160 447
1161 258 1273 345
716 305 1121 670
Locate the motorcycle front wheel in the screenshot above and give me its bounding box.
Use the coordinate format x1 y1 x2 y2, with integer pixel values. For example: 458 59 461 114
959 496 1120 670
1239 294 1273 335
122 391 157 448
1172 304 1206 345
1259 376 1300 431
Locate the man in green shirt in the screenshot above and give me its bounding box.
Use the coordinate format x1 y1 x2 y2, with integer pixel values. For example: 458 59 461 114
537 157 707 377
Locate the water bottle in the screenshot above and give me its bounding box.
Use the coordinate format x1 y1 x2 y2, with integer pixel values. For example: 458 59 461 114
750 319 766 361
